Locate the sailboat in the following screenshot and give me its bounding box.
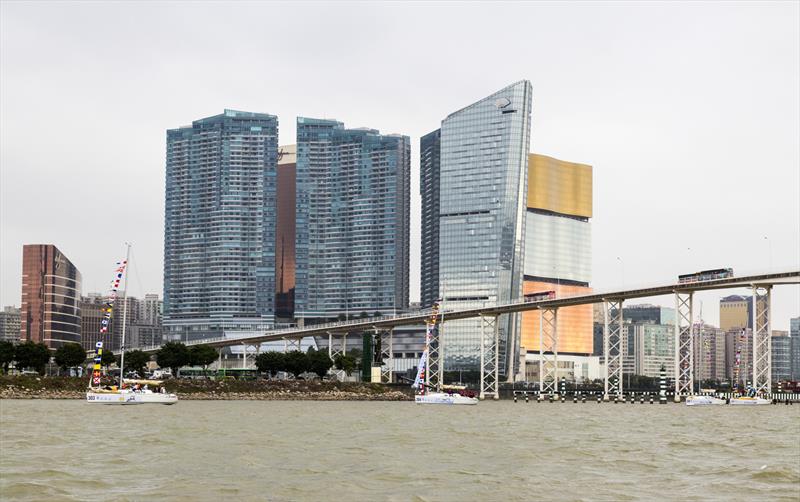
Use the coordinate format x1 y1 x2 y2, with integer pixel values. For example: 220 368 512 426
413 302 478 405
86 244 177 405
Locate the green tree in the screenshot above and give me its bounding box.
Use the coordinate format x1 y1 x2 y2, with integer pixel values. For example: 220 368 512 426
283 350 309 378
0 340 15 374
156 341 190 377
372 311 382 318
337 313 347 322
334 354 357 376
359 311 369 319
54 342 86 374
307 348 333 378
14 341 51 375
123 350 151 377
254 351 285 378
100 349 116 370
189 345 218 375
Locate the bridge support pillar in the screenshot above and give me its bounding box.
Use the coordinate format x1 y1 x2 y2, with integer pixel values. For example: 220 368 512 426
674 291 694 402
479 314 500 400
283 337 301 353
375 327 394 383
752 286 772 395
327 331 347 381
425 316 443 392
539 307 558 396
603 299 623 401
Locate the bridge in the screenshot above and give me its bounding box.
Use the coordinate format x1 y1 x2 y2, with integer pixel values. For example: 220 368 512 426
141 270 799 400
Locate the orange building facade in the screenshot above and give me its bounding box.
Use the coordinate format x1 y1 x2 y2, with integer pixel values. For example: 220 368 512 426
522 154 593 355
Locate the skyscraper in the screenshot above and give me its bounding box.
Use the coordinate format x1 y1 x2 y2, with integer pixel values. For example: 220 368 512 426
434 80 532 374
295 118 410 319
791 317 800 380
420 129 441 310
163 110 279 341
275 145 297 320
20 244 82 348
521 153 593 356
720 295 752 331
0 307 21 343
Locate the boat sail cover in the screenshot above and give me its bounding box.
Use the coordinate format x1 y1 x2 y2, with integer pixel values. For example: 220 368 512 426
412 351 427 389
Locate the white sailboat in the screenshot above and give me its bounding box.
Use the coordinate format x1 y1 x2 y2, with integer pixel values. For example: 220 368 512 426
413 303 478 406
729 387 771 406
685 395 726 406
86 244 177 405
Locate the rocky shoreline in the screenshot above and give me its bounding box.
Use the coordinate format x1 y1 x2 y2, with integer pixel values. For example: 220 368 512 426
0 376 413 401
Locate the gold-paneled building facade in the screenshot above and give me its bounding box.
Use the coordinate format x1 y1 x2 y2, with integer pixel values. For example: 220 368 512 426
521 154 593 355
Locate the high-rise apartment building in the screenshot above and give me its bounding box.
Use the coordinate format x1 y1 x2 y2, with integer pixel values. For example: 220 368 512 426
420 129 441 310
295 118 410 319
20 244 82 348
622 304 676 325
771 330 791 382
521 154 593 356
725 328 753 385
164 110 279 341
0 307 21 343
627 323 675 378
427 80 532 374
720 295 752 331
694 325 726 382
275 145 297 320
141 294 162 326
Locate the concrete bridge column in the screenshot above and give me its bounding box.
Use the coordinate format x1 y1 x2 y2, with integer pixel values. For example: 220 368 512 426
603 299 624 401
479 314 500 400
674 291 694 402
539 307 559 396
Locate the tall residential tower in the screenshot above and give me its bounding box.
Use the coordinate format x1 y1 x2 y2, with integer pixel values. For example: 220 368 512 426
163 110 279 341
295 118 410 319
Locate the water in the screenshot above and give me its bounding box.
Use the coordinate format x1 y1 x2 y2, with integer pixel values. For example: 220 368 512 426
1 400 798 501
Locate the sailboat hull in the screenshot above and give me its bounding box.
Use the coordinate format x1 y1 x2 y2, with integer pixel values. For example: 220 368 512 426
415 392 478 405
86 391 142 405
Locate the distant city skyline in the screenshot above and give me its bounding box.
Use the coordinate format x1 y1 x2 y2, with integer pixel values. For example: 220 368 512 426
1 2 798 329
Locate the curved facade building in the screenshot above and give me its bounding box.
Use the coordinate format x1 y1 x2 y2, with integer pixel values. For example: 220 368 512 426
437 80 532 373
20 244 82 348
522 153 593 356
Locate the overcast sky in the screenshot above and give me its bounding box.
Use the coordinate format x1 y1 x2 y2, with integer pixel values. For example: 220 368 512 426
1 1 798 329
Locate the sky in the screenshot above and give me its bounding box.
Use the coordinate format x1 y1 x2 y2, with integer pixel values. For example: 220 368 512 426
1 1 798 329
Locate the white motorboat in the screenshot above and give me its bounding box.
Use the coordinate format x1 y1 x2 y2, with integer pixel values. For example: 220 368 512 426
686 395 726 406
729 396 772 406
125 379 178 405
415 392 478 405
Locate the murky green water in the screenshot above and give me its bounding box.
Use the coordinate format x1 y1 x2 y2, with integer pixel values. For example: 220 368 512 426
1 400 798 501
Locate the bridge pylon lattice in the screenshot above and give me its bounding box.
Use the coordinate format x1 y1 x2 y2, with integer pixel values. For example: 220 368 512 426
539 307 558 395
479 314 500 400
603 299 624 400
424 321 442 392
674 292 694 401
752 286 772 395
327 331 347 381
283 337 301 353
375 327 394 383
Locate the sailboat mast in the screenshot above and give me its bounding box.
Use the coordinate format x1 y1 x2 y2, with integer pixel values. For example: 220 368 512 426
118 243 131 389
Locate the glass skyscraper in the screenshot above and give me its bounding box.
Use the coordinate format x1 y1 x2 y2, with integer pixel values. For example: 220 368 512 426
295 118 410 319
434 80 532 373
420 129 441 310
163 110 279 341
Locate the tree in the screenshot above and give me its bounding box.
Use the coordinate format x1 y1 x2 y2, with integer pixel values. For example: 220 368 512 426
100 350 116 370
255 351 285 379
334 354 357 376
156 341 190 377
337 313 347 322
308 349 333 378
189 345 218 376
54 343 86 374
14 341 51 375
359 311 369 319
283 350 309 378
0 340 15 374
372 311 382 318
123 350 151 377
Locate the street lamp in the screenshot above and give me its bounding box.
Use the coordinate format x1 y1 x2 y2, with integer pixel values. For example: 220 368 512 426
616 256 624 289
